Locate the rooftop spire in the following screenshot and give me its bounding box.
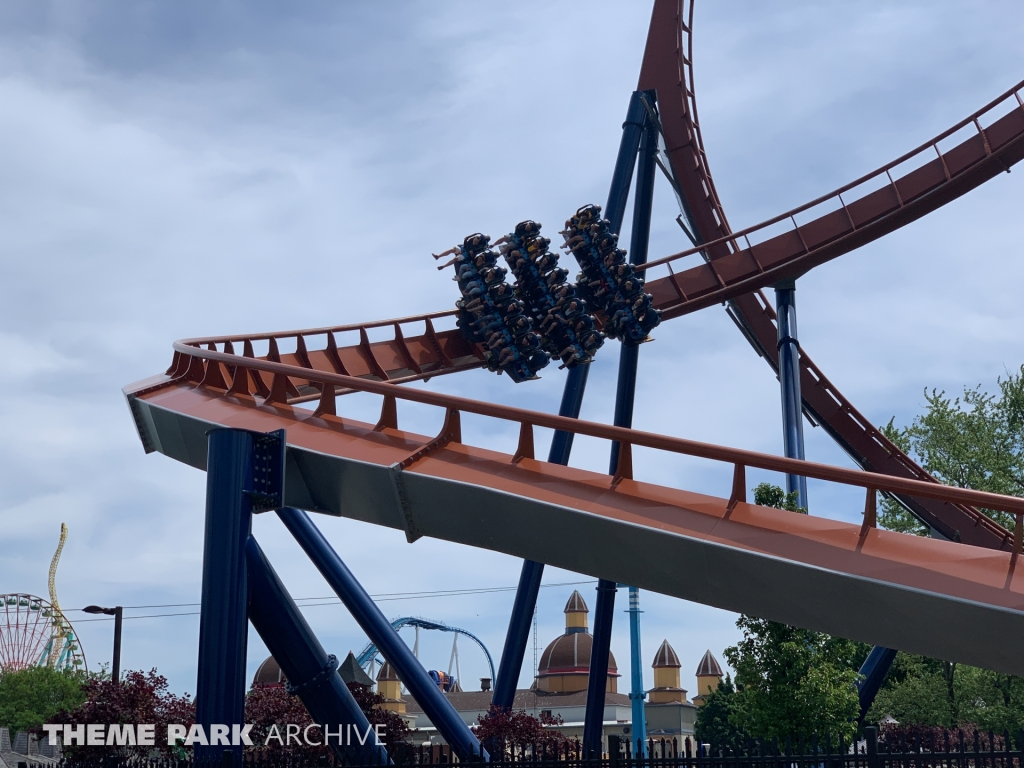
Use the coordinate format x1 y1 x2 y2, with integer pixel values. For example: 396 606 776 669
696 649 723 678
651 639 681 669
564 590 588 634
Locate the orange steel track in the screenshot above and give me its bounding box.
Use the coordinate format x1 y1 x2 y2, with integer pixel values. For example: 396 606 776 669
637 0 1024 548
126 2 1024 668
127 348 1024 676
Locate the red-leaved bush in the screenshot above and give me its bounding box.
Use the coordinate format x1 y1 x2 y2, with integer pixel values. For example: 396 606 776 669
475 706 579 759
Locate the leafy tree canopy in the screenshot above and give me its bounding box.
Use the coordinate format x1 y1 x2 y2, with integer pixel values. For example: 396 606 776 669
867 652 1024 735
868 367 1024 731
879 365 1024 534
694 674 745 747
725 616 865 744
475 706 576 759
0 666 88 734
53 668 194 763
752 482 807 514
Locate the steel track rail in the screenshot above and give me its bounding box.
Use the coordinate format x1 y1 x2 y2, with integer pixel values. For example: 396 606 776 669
129 343 1024 522
125 369 1024 677
637 0 1021 547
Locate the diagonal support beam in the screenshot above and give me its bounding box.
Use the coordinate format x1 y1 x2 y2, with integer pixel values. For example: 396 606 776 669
246 536 389 764
277 507 486 762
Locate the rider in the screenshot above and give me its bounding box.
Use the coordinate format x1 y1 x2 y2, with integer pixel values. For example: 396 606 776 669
515 220 542 239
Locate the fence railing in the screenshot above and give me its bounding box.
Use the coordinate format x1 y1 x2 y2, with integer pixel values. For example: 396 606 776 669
56 727 1024 768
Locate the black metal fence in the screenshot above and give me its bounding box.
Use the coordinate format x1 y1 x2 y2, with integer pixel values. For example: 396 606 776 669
57 727 1024 768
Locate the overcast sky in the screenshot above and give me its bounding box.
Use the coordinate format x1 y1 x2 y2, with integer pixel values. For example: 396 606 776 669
1 0 1023 701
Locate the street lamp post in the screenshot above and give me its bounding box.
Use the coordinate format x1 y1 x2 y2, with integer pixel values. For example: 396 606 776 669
83 605 123 683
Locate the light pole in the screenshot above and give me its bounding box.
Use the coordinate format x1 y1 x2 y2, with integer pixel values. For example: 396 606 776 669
83 605 122 683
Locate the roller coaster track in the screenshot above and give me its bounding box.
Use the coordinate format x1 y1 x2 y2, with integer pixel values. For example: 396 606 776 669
125 1 1024 676
126 343 1024 675
636 0 1024 548
354 617 496 681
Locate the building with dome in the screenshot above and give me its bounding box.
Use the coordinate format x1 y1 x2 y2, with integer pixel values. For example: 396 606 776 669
536 590 619 694
251 590 725 752
692 649 724 707
401 590 724 751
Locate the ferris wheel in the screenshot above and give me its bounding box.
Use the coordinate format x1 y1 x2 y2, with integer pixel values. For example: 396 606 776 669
0 593 86 672
0 523 87 673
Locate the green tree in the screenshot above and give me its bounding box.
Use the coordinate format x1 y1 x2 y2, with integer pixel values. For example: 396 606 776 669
708 484 865 743
878 365 1024 534
694 674 745 747
866 653 1024 733
725 616 864 744
866 366 1024 729
753 482 807 514
866 653 953 727
0 666 88 734
955 666 1024 734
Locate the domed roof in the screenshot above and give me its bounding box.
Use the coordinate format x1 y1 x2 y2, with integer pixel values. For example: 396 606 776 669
253 656 286 688
696 650 723 677
651 639 680 668
538 630 617 674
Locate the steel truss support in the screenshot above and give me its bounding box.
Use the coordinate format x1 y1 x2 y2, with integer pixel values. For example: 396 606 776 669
491 89 650 712
246 536 389 765
277 507 486 762
774 280 808 509
194 428 271 762
584 89 659 757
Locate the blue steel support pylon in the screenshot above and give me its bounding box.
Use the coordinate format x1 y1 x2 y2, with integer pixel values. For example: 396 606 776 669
584 89 658 758
277 507 486 762
246 536 389 765
626 587 648 757
194 428 277 762
857 646 899 722
774 280 808 509
491 89 650 711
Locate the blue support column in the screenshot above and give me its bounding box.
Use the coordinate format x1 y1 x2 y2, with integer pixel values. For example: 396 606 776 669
491 90 650 711
583 580 618 756
774 280 808 509
246 536 389 764
857 645 898 722
584 90 659 758
492 559 546 710
626 587 648 757
194 428 264 762
277 507 486 762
